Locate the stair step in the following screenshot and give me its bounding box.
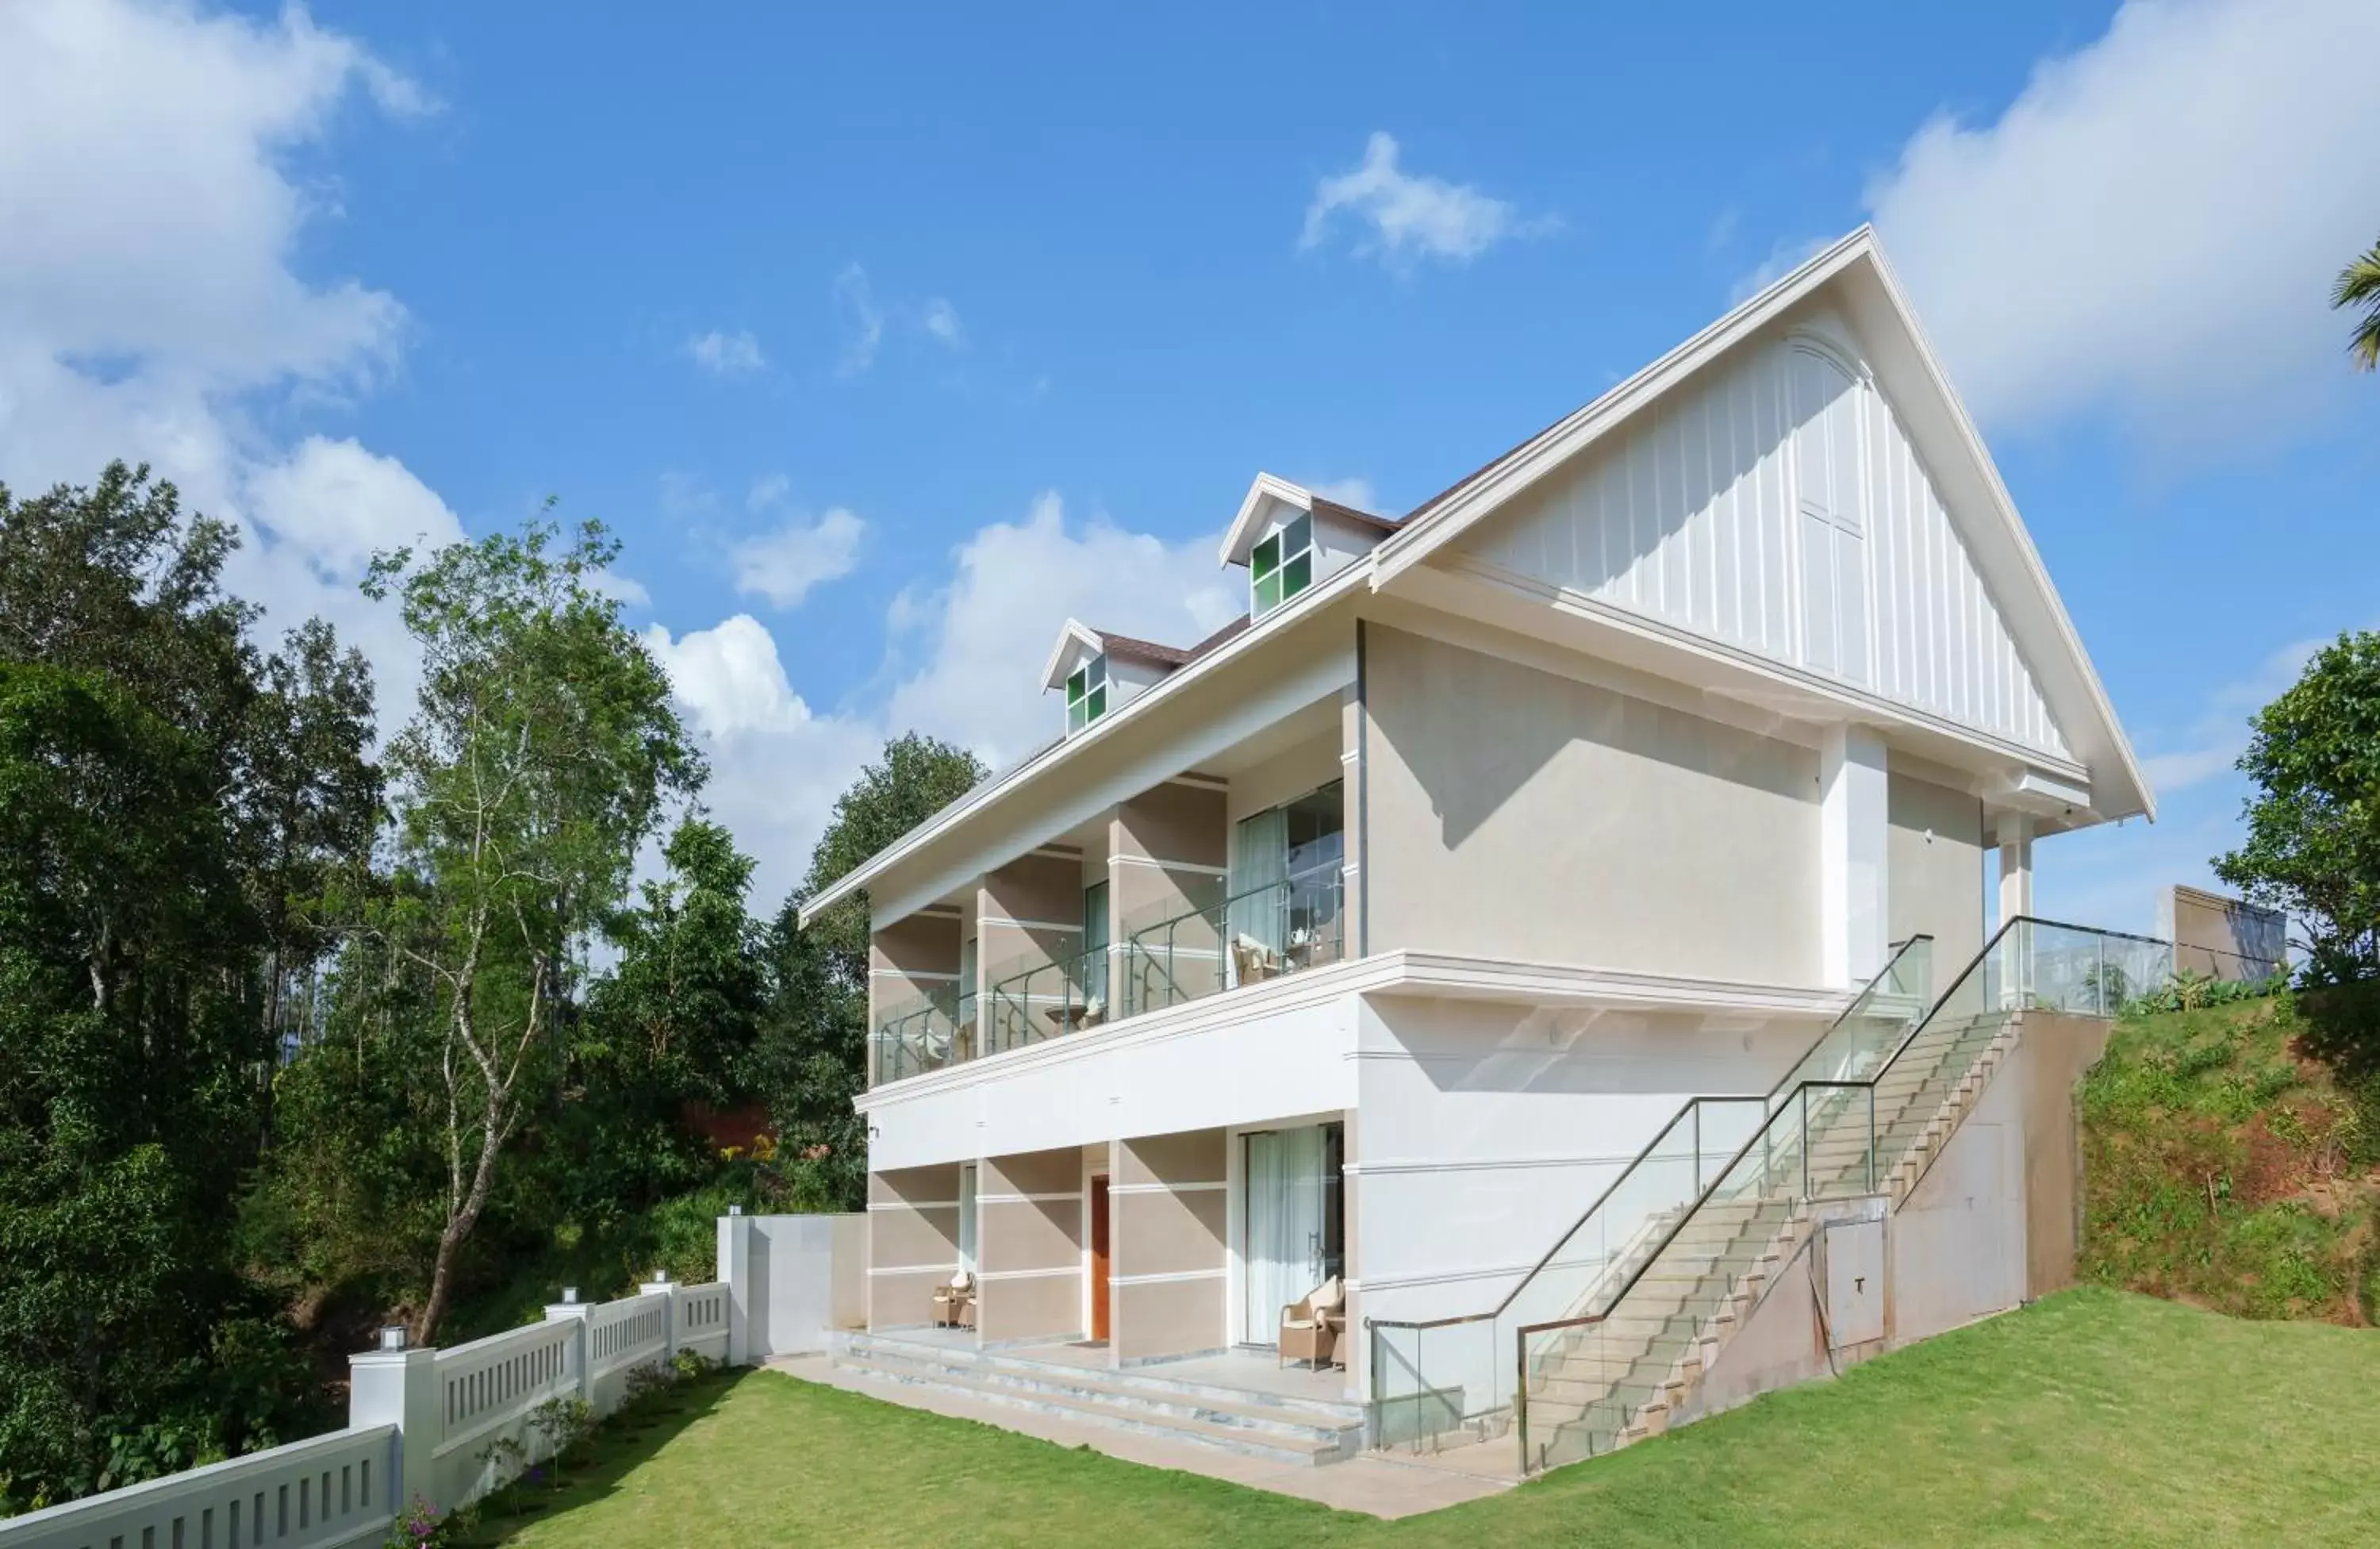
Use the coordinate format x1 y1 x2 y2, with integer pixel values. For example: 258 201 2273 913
830 1340 1361 1466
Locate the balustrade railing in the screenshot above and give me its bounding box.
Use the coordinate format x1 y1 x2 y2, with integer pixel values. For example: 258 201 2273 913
1120 872 1345 1018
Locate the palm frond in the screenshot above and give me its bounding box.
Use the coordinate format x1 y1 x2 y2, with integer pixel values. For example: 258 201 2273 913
2333 236 2380 372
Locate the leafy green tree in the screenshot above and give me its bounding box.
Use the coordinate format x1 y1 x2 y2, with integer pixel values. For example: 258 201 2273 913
754 733 983 1207
2337 236 2380 371
0 664 314 1506
570 817 769 1209
359 516 701 1343
2216 631 2380 985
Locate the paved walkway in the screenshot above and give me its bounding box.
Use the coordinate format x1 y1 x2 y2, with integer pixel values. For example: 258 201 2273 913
765 1355 1514 1520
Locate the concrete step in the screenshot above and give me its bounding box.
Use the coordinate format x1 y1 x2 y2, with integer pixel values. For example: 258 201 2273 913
831 1338 1363 1466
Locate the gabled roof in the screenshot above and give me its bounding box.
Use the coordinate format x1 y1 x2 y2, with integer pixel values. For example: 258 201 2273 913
1037 618 1105 692
1368 225 2155 824
1218 473 1398 567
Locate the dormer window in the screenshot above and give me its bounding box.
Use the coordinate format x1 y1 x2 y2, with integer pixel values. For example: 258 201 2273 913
1251 512 1313 617
1065 652 1108 732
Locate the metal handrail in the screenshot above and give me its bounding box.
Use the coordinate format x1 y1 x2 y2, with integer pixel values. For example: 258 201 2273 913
1503 917 2171 1470
1365 936 1933 1341
983 941 1108 1053
1120 871 1345 1017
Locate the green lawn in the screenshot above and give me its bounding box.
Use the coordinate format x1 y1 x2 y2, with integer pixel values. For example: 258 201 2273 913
462 1290 2378 1547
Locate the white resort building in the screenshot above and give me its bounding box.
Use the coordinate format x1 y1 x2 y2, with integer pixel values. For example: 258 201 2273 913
805 227 2165 1473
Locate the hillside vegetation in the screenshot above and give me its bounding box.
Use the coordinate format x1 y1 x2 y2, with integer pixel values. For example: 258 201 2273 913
2082 990 2380 1324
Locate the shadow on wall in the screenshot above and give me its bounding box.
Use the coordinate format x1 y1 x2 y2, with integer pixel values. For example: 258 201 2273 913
1369 625 1816 853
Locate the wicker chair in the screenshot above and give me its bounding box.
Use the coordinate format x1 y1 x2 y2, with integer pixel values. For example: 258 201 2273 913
1278 1276 1343 1369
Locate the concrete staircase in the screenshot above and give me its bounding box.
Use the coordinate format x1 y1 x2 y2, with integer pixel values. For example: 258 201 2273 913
831 1332 1368 1466
1518 1009 2021 1469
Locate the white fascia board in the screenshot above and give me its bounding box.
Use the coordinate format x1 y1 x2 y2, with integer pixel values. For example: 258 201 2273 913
1368 227 1873 590
1368 223 2151 827
1848 240 2155 825
797 557 1373 928
1038 618 1104 693
1219 472 1311 567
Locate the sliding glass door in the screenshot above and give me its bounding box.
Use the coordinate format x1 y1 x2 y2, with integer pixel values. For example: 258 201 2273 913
1241 1122 1345 1340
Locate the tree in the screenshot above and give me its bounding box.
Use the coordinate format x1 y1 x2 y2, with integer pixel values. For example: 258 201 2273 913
754 733 983 1206
361 516 701 1343
2337 236 2380 372
2216 632 2380 986
571 817 769 1209
0 664 309 1505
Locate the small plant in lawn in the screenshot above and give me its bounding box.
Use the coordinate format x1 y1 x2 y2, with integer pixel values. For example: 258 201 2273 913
622 1360 678 1416
670 1349 720 1382
529 1396 595 1481
384 1495 474 1547
475 1433 527 1493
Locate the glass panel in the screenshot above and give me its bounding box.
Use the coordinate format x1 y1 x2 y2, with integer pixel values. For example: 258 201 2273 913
1083 882 1110 1010
1066 665 1086 701
1086 684 1106 721
1252 532 1281 578
1067 696 1088 732
1284 550 1312 598
1087 653 1106 688
1282 511 1312 559
1119 871 1345 1018
1254 571 1281 614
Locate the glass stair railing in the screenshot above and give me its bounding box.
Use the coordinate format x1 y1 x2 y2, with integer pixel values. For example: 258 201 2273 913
1366 936 1937 1454
1509 917 2174 1474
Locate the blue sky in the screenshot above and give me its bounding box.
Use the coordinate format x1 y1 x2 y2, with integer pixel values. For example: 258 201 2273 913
3 0 2376 926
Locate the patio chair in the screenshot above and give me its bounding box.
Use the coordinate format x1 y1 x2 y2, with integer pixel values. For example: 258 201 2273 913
931 1270 975 1330
1231 934 1282 988
1278 1276 1342 1369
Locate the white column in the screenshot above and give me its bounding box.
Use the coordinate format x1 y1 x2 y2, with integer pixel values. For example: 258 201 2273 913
1820 726 1890 988
543 1294 592 1401
347 1343 440 1517
1997 813 2034 928
641 1274 679 1362
718 1209 755 1366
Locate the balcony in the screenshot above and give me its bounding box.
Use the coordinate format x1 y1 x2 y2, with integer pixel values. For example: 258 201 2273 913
869 871 1346 1086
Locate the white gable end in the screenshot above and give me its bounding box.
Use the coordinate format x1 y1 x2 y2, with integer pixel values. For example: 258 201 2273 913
1456 320 2069 760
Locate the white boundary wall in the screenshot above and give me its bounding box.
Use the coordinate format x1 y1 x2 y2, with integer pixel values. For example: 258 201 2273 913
716 1213 866 1363
0 1278 733 1548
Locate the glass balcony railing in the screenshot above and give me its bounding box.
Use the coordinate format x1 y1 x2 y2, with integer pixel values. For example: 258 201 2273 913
869 992 973 1085
1119 872 1345 1019
982 944 1111 1055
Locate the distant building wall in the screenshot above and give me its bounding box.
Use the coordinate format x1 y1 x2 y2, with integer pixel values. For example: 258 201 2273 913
2159 885 2288 982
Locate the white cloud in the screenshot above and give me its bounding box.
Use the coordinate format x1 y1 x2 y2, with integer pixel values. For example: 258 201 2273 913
685 328 764 376
2136 635 2327 794
733 507 866 609
881 494 1239 769
833 263 882 375
1300 132 1529 267
1868 0 2380 444
920 298 964 348
0 0 445 738
653 494 1243 907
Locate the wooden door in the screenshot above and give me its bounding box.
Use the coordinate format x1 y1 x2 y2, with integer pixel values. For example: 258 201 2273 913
1089 1174 1111 1342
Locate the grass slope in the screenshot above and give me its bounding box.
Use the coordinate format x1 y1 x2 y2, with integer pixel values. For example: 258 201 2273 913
467 1290 2378 1548
2083 995 2379 1323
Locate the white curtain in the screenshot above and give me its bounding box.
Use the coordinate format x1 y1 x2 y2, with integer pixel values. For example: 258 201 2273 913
1229 809 1290 982
1243 1127 1327 1339
958 1164 978 1274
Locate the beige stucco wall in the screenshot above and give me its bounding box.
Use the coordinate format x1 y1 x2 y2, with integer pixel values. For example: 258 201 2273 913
979 1146 1086 1343
869 910 962 1028
867 1163 962 1328
1112 1128 1229 1362
2164 885 2288 981
1363 625 1821 984
1887 770 1987 997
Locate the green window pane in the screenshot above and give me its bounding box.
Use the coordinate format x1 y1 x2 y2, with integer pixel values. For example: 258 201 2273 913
1068 697 1088 732
1283 513 1312 559
1252 533 1280 578
1087 684 1107 721
1254 572 1281 613
1066 666 1086 702
1284 551 1312 598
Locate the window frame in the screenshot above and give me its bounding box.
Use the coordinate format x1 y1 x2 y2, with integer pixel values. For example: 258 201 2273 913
1250 511 1315 617
1065 652 1109 732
